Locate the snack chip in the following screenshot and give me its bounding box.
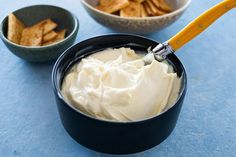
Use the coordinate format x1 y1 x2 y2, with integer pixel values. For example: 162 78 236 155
146 0 166 16
151 0 172 12
7 13 66 47
132 0 146 2
140 4 148 17
43 29 66 46
143 2 152 16
7 13 25 44
95 0 172 17
99 0 109 6
96 0 130 13
43 31 58 43
20 24 43 46
120 1 141 17
41 19 58 34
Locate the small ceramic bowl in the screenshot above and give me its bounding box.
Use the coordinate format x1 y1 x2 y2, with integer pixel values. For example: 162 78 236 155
0 5 79 62
81 0 191 34
52 34 187 154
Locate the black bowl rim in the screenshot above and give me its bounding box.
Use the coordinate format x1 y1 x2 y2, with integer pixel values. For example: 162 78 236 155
52 34 187 124
0 4 79 49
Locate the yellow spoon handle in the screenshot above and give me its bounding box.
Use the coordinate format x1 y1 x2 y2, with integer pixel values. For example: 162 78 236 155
168 0 236 51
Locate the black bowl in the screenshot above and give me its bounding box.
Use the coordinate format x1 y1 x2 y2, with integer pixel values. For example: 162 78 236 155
52 34 187 155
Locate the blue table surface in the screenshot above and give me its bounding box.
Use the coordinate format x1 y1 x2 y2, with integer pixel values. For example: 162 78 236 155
1 0 236 157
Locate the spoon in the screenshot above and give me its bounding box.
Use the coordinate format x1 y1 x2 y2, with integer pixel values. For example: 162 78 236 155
144 0 236 63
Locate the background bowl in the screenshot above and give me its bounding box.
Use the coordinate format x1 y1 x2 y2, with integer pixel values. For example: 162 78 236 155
52 34 187 154
81 0 191 34
0 5 79 62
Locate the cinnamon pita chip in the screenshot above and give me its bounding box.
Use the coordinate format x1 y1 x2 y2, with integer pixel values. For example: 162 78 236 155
43 31 58 43
7 13 25 44
143 2 153 16
43 29 66 46
33 19 58 35
132 0 146 2
42 19 58 34
120 1 141 17
96 0 130 13
141 4 148 17
20 24 43 46
55 29 66 40
146 0 166 16
151 0 172 12
96 0 172 17
99 0 109 6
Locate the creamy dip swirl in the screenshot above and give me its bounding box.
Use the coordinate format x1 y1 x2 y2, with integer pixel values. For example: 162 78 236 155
61 48 181 122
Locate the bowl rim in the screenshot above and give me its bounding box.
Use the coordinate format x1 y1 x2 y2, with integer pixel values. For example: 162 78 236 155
0 4 79 49
81 0 192 20
52 34 188 124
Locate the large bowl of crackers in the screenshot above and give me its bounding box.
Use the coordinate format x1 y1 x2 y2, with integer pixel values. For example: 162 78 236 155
81 0 191 33
0 5 79 62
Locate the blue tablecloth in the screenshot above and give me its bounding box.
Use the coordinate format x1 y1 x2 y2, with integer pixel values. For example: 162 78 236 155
1 0 236 156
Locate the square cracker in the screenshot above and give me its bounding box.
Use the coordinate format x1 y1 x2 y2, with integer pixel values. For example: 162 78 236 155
99 0 109 6
96 0 130 13
141 4 148 17
33 19 58 35
43 29 66 46
151 0 172 12
43 31 58 43
143 2 153 16
146 0 166 16
7 13 25 44
42 19 58 34
132 0 146 3
20 24 43 46
120 1 141 17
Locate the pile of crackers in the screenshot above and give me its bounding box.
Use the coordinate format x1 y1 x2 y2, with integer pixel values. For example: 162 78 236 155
96 0 172 17
7 13 66 47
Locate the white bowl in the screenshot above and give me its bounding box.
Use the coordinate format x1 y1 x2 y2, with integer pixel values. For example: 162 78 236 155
81 0 191 34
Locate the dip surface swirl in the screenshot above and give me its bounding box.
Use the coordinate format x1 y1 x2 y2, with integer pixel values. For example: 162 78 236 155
61 48 181 122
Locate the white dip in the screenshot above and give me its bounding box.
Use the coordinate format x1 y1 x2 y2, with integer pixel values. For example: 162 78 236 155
61 47 181 122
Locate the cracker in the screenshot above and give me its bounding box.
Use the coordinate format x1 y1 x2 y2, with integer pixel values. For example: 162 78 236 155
146 0 166 16
141 4 148 17
120 1 141 17
56 29 66 40
43 29 66 46
20 24 43 46
151 0 172 12
143 2 153 16
7 13 25 44
42 19 58 34
132 0 146 3
96 0 130 13
33 19 58 35
99 0 109 6
146 0 157 15
153 6 167 16
43 31 58 43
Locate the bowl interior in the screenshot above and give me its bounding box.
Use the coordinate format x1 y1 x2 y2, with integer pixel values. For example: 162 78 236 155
53 34 187 122
84 0 190 13
2 5 76 42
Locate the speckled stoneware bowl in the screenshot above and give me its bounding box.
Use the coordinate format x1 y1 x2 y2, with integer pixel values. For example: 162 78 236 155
81 0 191 34
0 5 79 62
